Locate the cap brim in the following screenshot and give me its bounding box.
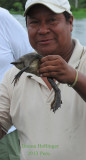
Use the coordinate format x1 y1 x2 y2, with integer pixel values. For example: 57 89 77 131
24 2 71 16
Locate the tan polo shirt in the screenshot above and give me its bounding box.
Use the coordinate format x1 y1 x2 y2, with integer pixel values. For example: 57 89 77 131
0 39 86 160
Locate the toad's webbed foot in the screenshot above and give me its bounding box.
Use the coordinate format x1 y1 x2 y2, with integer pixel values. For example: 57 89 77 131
51 87 62 113
12 70 23 86
47 77 62 113
12 66 29 86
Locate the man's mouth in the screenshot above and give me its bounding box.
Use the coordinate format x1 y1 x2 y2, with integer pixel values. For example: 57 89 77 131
38 39 53 45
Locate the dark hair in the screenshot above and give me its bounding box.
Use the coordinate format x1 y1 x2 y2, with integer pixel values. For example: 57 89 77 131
25 16 27 26
63 11 72 22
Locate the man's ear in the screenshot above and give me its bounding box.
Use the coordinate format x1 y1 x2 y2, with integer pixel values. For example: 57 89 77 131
69 16 73 32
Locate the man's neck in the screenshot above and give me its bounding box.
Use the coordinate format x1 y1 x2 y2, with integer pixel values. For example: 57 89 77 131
63 40 75 62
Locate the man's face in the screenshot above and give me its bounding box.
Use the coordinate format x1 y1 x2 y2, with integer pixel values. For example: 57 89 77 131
26 4 73 57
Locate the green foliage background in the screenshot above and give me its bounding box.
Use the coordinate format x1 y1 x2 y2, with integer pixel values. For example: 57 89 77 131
0 0 26 11
69 0 86 8
0 0 86 11
0 0 86 18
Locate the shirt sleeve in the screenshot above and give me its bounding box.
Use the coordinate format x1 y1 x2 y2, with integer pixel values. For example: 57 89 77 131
0 71 13 132
79 50 86 75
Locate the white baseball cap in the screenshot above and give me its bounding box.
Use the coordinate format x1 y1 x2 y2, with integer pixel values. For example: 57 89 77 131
24 0 72 16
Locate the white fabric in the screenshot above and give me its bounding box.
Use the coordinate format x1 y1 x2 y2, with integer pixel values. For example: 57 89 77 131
0 39 86 160
0 7 34 82
24 0 72 16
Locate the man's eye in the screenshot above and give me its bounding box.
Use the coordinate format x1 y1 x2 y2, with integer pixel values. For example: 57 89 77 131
30 21 39 24
48 17 59 25
51 18 55 21
49 18 56 22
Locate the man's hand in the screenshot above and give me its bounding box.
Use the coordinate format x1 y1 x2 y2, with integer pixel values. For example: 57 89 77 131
39 55 86 102
39 55 76 85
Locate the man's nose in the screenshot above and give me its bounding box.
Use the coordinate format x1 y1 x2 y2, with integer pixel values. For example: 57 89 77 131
38 22 50 34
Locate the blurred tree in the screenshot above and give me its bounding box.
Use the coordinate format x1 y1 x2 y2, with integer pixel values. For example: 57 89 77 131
0 0 13 10
69 0 86 8
79 0 86 8
0 0 86 11
20 0 26 10
75 0 78 8
13 2 23 11
0 0 26 10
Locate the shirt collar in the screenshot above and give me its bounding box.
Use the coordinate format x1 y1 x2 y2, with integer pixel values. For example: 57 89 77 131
68 38 84 69
26 73 48 88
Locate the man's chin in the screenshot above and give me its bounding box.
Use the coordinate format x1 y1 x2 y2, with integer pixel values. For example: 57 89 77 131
37 50 56 56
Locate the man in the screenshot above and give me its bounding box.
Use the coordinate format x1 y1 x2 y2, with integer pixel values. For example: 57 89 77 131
0 0 86 160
